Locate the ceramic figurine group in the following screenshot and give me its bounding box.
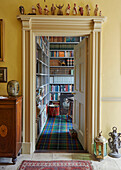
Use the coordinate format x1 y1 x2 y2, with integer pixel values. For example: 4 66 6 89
19 4 102 16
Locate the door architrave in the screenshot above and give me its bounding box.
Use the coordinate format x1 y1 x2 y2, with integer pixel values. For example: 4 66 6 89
17 15 106 154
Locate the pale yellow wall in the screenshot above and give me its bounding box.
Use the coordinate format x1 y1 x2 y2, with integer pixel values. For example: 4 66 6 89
0 0 121 147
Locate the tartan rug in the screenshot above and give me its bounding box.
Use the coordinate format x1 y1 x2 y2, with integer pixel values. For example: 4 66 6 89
36 115 83 150
19 160 93 170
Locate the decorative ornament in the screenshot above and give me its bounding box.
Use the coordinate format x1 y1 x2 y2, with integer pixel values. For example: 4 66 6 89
66 4 71 15
56 4 64 15
51 4 56 15
37 3 42 15
0 125 8 137
94 4 99 16
99 11 102 16
7 80 19 96
94 131 108 160
73 3 77 15
32 6 36 14
108 127 121 158
85 4 91 16
44 5 49 15
79 6 84 16
19 6 24 15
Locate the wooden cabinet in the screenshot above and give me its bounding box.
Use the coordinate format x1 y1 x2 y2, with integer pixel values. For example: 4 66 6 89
0 96 22 164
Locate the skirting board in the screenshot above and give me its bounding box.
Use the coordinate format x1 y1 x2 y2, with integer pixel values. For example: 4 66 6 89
22 142 32 154
101 97 121 101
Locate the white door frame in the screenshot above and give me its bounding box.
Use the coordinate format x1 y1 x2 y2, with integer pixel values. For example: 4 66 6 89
17 15 106 154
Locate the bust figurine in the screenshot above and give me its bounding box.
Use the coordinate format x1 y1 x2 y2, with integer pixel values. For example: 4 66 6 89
51 4 56 15
36 3 42 15
79 6 84 16
86 4 91 16
66 4 71 15
19 6 24 15
32 6 36 14
44 5 49 15
94 4 99 16
56 4 64 15
73 3 77 15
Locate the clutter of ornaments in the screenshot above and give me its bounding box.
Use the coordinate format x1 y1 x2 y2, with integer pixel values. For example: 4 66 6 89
19 3 102 16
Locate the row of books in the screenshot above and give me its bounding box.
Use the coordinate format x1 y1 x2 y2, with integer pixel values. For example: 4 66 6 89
49 37 80 43
50 84 74 92
50 68 73 75
36 37 49 55
50 44 76 50
50 51 74 58
50 93 60 101
50 77 74 84
36 36 49 47
36 76 49 89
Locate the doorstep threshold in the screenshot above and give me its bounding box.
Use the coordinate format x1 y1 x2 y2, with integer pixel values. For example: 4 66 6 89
34 150 88 153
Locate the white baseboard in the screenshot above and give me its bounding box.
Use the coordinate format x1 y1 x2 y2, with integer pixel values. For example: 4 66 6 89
22 142 32 154
101 97 121 101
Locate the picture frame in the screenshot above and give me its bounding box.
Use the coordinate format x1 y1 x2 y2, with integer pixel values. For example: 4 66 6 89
0 19 4 61
0 67 7 82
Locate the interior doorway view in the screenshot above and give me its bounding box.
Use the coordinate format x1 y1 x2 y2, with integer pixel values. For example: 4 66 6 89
35 36 88 152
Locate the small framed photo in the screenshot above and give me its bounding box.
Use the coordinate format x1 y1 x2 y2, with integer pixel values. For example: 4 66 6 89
0 19 4 61
0 67 7 82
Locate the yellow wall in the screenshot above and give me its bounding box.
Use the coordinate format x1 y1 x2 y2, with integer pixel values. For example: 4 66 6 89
0 0 121 147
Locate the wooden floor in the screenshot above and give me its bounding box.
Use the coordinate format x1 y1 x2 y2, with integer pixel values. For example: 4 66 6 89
0 153 121 170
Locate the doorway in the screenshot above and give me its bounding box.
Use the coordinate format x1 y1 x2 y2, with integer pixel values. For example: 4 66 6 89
17 15 106 154
35 36 88 152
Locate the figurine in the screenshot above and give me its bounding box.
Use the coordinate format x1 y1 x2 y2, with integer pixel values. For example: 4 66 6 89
86 4 91 16
44 5 49 15
73 3 77 15
32 6 36 14
56 4 64 15
37 3 42 15
108 127 121 158
19 6 24 15
94 4 99 16
99 11 102 16
51 4 56 15
66 4 71 15
79 6 84 16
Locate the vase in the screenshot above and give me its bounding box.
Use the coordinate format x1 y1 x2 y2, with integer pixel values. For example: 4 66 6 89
7 80 19 96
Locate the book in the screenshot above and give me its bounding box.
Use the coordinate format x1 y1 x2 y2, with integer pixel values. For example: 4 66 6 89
59 51 65 57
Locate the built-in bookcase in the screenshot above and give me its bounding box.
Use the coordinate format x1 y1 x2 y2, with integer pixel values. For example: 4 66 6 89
36 36 49 142
49 36 81 103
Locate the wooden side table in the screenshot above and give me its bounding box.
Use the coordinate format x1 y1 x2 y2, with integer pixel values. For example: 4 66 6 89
0 96 22 164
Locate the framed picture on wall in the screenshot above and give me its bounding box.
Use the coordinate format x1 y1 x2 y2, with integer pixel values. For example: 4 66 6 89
0 19 4 61
0 67 7 82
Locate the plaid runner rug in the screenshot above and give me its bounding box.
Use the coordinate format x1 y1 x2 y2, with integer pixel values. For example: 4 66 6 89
36 115 83 150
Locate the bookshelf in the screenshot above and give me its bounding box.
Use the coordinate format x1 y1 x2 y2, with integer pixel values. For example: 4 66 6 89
36 36 49 142
49 36 81 103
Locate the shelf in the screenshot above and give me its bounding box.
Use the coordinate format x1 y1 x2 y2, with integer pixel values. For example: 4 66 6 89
36 73 49 76
50 83 74 85
37 43 49 57
50 74 74 76
36 58 49 67
50 50 74 52
50 91 74 93
50 57 74 59
50 42 79 44
36 83 49 90
50 66 74 68
49 99 60 102
38 92 50 101
37 100 49 116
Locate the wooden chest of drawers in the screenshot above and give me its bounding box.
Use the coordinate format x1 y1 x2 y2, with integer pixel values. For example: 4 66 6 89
0 96 22 164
